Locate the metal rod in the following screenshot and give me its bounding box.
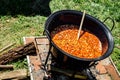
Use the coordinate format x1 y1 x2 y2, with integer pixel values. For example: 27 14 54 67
44 43 52 66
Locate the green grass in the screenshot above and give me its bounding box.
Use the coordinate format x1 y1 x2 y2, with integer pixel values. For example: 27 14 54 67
0 0 120 71
0 16 46 48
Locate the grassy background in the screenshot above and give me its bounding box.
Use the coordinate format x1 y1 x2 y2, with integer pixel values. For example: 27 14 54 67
0 0 120 71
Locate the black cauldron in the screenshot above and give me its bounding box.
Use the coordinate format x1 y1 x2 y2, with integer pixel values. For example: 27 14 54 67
44 10 114 62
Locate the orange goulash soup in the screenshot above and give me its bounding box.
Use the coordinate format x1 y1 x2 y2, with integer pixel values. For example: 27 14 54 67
51 25 102 58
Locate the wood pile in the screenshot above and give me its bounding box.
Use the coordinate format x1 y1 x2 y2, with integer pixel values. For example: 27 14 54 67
0 42 36 65
0 42 36 80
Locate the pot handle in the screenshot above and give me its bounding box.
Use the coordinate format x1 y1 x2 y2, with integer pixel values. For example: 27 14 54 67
103 17 115 31
43 30 46 35
44 30 52 41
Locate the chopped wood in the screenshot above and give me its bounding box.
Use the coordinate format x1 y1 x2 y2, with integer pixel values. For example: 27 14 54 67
0 65 13 69
0 69 28 79
0 43 16 53
0 42 36 64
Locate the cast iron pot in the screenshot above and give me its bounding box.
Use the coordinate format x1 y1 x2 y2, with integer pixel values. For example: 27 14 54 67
44 10 114 62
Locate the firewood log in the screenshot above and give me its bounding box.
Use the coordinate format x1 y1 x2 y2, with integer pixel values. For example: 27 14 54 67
0 42 36 64
0 69 28 79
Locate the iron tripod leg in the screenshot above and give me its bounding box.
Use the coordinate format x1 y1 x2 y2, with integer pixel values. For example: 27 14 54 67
85 68 96 80
44 43 52 66
42 44 52 80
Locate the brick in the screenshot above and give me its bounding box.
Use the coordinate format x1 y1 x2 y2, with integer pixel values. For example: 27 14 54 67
23 37 35 44
35 37 49 45
100 58 111 65
105 64 120 80
96 61 107 74
96 74 112 80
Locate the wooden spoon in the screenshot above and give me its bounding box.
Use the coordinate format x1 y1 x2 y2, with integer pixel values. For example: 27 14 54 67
77 10 86 40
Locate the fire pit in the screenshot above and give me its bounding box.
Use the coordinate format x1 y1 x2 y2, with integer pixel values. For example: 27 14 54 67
24 36 118 80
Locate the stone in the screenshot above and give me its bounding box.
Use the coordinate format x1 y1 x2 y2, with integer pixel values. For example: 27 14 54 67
96 74 112 80
105 64 120 80
100 58 111 65
96 61 107 74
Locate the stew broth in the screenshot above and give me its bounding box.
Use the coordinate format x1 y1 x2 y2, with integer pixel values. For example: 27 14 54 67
51 25 102 59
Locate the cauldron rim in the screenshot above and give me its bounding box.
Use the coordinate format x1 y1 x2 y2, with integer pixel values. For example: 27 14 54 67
45 10 114 61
